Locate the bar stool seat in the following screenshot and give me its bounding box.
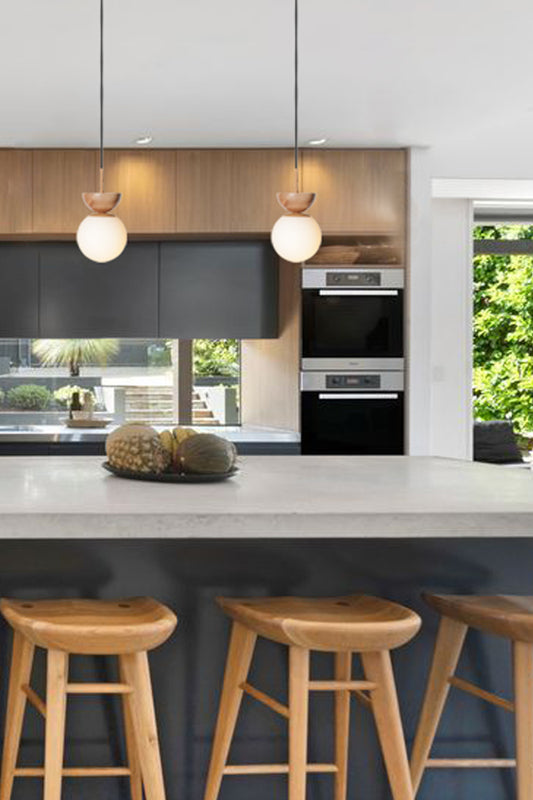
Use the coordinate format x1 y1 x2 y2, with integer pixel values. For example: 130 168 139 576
424 593 533 642
219 594 420 651
0 596 177 800
205 593 421 800
0 597 176 654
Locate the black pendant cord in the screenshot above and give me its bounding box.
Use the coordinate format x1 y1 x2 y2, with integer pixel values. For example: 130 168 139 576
99 0 104 192
294 0 299 190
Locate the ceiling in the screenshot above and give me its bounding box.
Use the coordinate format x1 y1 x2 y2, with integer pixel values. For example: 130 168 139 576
3 0 533 177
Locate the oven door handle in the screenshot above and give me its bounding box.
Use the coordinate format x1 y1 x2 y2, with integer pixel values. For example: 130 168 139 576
318 393 399 400
318 289 399 296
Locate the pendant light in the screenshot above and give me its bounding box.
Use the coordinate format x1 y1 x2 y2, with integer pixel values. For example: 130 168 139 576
77 0 127 263
271 0 322 264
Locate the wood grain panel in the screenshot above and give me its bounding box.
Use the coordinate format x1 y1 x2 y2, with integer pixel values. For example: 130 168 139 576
32 150 98 233
104 150 176 232
0 151 32 233
241 260 300 431
175 149 294 233
302 149 407 237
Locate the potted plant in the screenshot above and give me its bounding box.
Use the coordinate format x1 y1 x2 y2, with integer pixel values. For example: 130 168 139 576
32 339 119 377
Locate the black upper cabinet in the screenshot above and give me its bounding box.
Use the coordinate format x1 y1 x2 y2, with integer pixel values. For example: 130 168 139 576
39 243 159 337
159 242 279 339
0 244 39 337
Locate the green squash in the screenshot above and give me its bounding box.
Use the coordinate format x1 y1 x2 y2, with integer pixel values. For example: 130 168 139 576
180 433 237 474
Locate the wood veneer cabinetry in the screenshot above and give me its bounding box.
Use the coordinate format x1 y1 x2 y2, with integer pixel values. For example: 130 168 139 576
0 151 32 233
32 150 98 233
241 261 301 431
175 149 294 233
104 150 177 233
302 149 407 236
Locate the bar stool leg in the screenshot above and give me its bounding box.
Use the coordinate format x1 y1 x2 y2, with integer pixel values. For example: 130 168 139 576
119 657 143 800
410 616 467 793
0 632 35 800
120 651 166 800
203 622 257 800
513 641 533 800
334 652 352 800
362 650 413 800
288 647 310 800
44 650 69 800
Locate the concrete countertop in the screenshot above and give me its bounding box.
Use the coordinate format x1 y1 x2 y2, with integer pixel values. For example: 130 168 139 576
0 455 532 539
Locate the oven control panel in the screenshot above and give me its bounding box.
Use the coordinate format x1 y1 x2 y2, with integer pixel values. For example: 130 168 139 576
326 272 381 287
326 374 380 389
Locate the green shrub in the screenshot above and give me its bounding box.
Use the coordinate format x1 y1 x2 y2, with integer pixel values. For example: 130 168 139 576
53 385 95 408
7 384 52 411
0 389 5 407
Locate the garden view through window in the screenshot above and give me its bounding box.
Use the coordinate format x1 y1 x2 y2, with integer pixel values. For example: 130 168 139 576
0 339 240 428
474 224 533 449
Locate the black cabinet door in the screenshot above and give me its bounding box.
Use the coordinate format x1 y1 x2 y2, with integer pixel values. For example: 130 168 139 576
0 244 39 337
39 243 159 337
159 242 278 338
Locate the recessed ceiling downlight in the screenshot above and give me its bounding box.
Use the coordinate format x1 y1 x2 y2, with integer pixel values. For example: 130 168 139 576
135 135 153 145
308 138 328 145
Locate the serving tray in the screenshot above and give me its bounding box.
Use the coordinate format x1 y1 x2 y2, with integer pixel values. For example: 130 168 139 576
102 461 239 483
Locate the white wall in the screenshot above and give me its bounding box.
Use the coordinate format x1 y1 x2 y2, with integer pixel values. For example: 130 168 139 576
406 148 432 455
429 199 473 459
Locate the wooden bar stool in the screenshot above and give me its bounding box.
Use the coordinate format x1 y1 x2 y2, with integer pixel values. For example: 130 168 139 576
204 594 421 800
410 594 533 799
0 596 177 800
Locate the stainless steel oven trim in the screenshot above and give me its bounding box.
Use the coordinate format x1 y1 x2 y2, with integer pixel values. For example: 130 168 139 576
318 289 399 296
302 268 404 289
318 393 399 400
302 357 404 371
301 371 405 392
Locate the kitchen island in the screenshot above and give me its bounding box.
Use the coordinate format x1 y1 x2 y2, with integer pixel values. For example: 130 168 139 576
0 455 529 800
0 454 531 538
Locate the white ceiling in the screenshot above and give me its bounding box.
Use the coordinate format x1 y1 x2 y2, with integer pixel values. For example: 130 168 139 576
3 0 533 177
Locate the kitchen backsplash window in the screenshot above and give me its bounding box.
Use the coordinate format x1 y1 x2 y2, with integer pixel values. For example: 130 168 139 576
0 338 241 427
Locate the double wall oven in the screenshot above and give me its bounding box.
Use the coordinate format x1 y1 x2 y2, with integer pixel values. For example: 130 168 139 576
300 267 405 455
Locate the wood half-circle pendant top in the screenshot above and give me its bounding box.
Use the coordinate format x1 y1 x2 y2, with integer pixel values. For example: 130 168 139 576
276 192 316 214
82 192 122 214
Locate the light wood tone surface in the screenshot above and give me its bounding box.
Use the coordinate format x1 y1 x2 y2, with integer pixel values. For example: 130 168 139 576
241 260 300 432
0 151 32 233
203 622 257 800
120 651 167 800
288 647 310 800
424 593 533 642
104 150 177 232
427 758 516 768
302 149 407 237
217 594 421 652
0 597 177 655
0 633 35 800
119 656 143 800
32 150 98 233
362 650 414 800
15 767 132 777
20 684 46 717
334 652 352 800
410 615 467 792
44 649 68 800
175 149 294 232
448 676 514 713
513 641 533 800
204 595 417 800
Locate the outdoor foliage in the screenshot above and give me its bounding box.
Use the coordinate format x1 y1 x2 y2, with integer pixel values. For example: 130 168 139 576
7 384 52 410
32 339 119 377
474 225 533 432
193 340 239 377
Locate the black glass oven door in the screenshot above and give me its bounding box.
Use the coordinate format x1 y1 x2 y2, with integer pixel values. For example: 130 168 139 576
301 391 405 455
302 289 404 360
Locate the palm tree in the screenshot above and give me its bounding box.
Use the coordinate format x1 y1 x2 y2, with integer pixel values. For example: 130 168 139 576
32 339 119 377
